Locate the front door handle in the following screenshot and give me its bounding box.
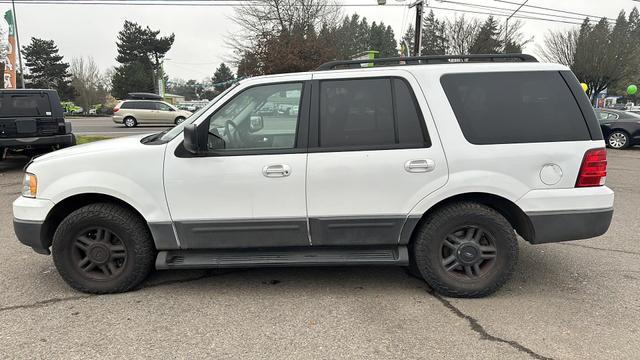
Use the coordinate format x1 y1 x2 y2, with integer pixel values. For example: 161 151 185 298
404 159 435 173
262 164 291 178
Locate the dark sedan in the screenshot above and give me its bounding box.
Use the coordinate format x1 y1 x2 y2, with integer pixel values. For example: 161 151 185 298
594 109 640 149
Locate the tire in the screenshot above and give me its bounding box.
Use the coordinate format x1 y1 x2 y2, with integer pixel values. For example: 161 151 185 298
412 202 518 298
0 147 5 161
123 116 137 128
52 203 156 294
174 116 186 125
607 131 630 149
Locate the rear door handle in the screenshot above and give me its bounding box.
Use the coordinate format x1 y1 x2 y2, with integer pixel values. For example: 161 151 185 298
404 159 435 173
262 164 291 178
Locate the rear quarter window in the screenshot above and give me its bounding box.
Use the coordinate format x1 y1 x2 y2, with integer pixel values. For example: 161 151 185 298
440 71 592 144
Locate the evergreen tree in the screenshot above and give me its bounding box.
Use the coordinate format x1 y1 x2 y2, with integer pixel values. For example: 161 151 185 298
469 16 502 54
421 10 447 55
22 37 75 100
401 25 415 56
111 61 155 99
111 20 174 96
212 63 236 92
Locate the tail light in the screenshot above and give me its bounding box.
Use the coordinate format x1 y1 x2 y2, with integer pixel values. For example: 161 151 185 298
113 107 120 113
576 148 607 187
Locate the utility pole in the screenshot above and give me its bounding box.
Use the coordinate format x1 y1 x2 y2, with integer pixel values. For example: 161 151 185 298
504 0 529 53
12 0 24 88
409 0 425 56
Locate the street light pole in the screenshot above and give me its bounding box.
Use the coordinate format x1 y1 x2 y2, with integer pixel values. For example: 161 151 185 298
504 0 529 53
12 0 24 88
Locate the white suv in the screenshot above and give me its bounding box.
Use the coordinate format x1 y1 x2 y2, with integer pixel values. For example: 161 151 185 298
12 54 614 297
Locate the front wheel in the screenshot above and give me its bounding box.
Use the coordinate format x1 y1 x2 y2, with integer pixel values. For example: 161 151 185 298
123 117 137 128
607 131 630 149
174 116 186 125
412 202 518 298
52 203 156 294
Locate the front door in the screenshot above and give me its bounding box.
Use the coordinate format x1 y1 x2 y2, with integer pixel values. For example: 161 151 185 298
155 102 176 123
306 74 448 246
163 79 311 249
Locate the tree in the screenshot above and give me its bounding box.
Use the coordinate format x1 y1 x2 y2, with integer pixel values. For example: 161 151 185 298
230 0 341 75
22 37 74 100
469 16 502 54
541 8 640 100
445 16 480 56
212 63 235 92
111 61 154 99
421 10 447 55
400 25 415 56
70 57 109 113
112 20 174 95
539 29 578 66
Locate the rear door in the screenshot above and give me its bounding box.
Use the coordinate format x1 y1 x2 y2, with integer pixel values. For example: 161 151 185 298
135 101 155 123
306 70 448 246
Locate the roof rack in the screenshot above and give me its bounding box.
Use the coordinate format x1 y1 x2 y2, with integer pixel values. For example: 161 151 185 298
315 53 538 71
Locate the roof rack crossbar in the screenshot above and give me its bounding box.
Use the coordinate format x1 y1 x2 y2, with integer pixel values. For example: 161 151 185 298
315 53 538 71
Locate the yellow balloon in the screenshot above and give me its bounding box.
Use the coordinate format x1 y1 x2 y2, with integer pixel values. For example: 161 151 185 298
581 83 588 92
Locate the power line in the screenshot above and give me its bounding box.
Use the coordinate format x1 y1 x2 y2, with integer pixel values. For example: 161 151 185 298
438 0 607 23
493 0 611 21
0 0 614 26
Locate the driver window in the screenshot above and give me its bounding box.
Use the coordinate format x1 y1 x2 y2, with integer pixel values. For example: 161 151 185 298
208 82 303 150
156 102 172 111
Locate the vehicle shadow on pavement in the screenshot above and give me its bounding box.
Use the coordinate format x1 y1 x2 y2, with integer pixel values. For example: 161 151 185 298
0 155 30 173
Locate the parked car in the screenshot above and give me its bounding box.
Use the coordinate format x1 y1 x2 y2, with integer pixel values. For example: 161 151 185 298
13 54 613 298
0 89 75 160
594 108 640 149
112 100 193 127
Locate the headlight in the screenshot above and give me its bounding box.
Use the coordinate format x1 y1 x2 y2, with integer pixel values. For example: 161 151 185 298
21 173 38 198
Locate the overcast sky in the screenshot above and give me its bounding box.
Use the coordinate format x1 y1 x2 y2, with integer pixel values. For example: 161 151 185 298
2 0 638 81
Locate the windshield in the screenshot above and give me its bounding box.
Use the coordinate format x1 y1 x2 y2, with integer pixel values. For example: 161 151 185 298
159 82 241 142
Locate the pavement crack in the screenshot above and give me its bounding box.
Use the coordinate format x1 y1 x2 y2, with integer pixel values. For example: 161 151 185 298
0 269 245 314
556 243 640 257
0 294 94 313
428 290 554 360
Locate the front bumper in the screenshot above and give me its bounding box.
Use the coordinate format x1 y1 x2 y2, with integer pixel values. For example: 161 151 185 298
13 218 49 255
527 208 614 244
13 197 56 255
0 133 76 148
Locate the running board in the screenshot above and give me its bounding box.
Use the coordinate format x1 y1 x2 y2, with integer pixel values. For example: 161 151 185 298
155 246 409 269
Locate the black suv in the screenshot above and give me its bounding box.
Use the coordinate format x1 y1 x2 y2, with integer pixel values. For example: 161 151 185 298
0 89 75 159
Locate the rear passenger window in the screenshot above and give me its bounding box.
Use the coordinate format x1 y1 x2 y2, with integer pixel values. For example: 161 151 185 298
319 78 429 149
441 71 591 144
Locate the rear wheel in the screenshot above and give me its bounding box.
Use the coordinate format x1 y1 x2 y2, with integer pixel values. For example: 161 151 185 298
412 202 518 298
123 116 137 128
0 147 6 161
52 203 156 294
607 131 630 149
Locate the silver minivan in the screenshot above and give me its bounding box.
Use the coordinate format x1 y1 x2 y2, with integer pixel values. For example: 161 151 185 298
112 100 192 127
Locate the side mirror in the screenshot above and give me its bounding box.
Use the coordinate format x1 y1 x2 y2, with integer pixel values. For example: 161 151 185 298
249 115 264 133
183 124 207 154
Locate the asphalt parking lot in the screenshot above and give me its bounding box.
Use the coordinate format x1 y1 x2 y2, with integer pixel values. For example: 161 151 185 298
0 148 639 359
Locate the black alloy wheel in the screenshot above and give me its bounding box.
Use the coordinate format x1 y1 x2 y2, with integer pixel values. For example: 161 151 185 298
71 227 128 280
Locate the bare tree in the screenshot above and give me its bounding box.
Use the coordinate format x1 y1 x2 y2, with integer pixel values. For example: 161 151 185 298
229 0 342 69
538 29 578 66
446 15 480 56
70 57 107 113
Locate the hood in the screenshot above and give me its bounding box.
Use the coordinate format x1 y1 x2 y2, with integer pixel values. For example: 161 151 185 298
33 133 152 163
